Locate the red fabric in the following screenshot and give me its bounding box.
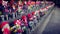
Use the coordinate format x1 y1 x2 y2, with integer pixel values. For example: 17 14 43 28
22 15 27 24
14 20 21 25
27 13 33 20
22 15 27 20
27 14 32 18
3 28 10 34
1 21 8 28
27 1 31 5
32 12 35 15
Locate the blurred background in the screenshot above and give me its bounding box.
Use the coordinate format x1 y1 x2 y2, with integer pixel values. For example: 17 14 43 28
1 0 60 7
0 0 59 34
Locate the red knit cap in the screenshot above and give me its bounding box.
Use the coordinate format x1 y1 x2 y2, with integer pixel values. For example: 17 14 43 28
27 13 32 18
27 1 31 6
32 12 35 15
14 20 21 25
22 15 27 20
1 21 8 28
22 15 27 24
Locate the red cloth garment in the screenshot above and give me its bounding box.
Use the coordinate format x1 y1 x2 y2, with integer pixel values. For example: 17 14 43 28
22 15 28 25
27 13 33 20
3 28 10 34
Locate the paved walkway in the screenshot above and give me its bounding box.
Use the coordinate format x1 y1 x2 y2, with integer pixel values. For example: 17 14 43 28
42 7 60 34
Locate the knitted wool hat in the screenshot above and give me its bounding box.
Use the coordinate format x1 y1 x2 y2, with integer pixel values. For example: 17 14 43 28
22 15 27 24
27 13 32 18
1 21 8 28
14 20 21 25
32 12 35 15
